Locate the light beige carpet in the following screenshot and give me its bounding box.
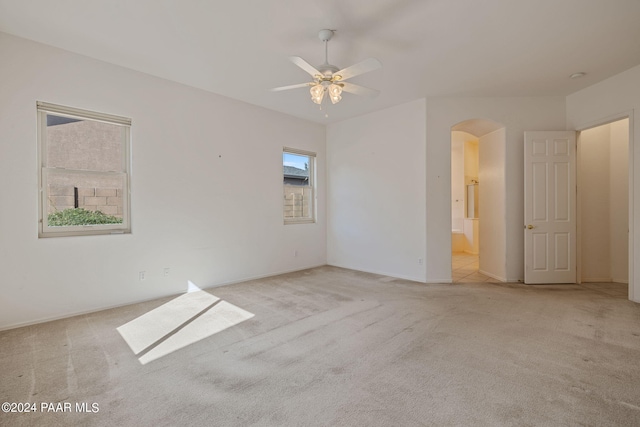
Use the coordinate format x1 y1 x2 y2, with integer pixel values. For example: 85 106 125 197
1 266 639 426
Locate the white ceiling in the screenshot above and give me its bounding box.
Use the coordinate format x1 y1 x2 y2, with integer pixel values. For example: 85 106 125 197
2 0 640 124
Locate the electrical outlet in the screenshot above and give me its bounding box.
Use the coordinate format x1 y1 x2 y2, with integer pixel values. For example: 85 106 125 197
294 250 298 257
163 267 170 277
418 258 423 265
139 271 146 281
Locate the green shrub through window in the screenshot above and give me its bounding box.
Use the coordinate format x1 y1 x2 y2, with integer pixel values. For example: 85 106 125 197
48 208 123 226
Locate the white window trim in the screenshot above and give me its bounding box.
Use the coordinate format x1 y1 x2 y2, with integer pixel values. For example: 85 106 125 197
37 102 132 237
283 147 316 225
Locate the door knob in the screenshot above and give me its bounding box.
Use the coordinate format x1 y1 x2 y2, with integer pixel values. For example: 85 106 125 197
527 224 535 229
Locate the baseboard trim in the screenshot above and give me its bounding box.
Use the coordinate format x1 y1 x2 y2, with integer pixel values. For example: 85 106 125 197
582 277 613 283
479 269 507 282
0 263 327 332
611 277 629 284
326 262 426 284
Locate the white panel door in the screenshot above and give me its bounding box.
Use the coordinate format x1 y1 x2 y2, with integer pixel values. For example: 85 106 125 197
524 131 576 284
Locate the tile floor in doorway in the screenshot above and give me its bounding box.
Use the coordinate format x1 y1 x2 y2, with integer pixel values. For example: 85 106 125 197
451 252 499 283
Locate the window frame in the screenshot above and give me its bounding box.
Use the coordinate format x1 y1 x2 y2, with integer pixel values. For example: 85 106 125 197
283 147 316 225
37 101 132 238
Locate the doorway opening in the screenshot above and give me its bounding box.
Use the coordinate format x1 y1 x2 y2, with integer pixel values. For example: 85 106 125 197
577 118 629 294
450 119 505 283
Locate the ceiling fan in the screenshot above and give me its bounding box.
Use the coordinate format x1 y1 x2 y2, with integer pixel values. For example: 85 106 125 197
271 29 382 105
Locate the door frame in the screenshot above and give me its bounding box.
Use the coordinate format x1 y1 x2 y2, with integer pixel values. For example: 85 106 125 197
574 110 634 300
449 121 507 283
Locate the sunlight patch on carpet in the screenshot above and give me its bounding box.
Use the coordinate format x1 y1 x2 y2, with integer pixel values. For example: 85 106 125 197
117 283 254 364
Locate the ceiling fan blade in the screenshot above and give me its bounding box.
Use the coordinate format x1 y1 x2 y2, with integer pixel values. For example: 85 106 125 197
335 58 382 81
270 83 311 92
341 82 379 97
290 56 322 77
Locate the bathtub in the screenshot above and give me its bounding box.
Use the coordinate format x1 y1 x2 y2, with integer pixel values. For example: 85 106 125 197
452 230 465 253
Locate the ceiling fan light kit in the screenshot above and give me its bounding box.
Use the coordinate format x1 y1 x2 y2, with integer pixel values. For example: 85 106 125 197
310 83 325 104
271 29 381 108
328 83 342 104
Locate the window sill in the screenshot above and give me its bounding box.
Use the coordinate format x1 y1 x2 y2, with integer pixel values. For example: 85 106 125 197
284 219 316 225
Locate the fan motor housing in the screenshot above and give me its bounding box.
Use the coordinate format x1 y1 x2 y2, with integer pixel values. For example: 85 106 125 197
317 64 339 77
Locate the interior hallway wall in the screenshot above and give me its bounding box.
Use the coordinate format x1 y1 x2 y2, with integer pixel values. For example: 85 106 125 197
0 33 326 330
579 119 629 283
567 64 640 301
463 138 479 255
610 119 629 283
451 132 467 232
580 125 613 281
478 128 506 280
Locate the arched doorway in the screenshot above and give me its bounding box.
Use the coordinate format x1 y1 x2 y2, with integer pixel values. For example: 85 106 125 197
450 119 506 283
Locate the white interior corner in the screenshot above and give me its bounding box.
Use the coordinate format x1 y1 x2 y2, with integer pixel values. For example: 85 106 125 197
2 2 640 328
2 3 640 423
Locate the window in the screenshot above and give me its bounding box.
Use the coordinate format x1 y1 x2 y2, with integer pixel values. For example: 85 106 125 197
283 148 315 224
37 102 131 237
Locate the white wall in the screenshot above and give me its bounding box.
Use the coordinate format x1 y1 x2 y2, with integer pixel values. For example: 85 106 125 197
451 132 466 231
464 140 479 185
426 97 566 282
0 33 326 329
578 119 629 283
478 128 506 280
610 119 629 283
463 219 479 255
326 99 427 282
579 125 612 281
567 64 640 301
